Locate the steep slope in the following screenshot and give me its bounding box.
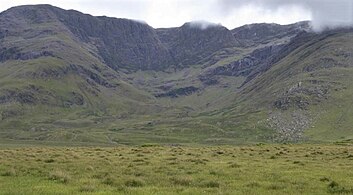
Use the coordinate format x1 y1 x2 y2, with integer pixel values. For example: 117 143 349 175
0 5 164 141
1 4 352 145
50 7 173 71
231 21 311 47
193 21 311 88
157 22 240 68
229 28 353 142
144 28 353 144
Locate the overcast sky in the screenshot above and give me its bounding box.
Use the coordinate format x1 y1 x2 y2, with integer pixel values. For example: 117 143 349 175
0 0 352 30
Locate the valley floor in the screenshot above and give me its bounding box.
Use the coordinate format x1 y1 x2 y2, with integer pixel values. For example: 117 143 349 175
0 144 353 194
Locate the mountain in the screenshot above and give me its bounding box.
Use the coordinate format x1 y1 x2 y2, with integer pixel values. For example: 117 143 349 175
0 4 352 145
0 5 163 132
156 22 240 67
231 21 310 47
0 4 173 72
241 28 353 142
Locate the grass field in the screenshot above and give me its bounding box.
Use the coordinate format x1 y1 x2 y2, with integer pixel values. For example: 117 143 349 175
1 143 353 194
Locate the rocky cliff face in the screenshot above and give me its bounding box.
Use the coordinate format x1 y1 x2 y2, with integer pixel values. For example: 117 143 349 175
201 44 284 81
51 8 173 71
0 5 311 73
198 22 312 87
232 21 310 47
0 5 157 113
157 23 240 68
3 4 350 144
0 4 313 110
1 4 173 72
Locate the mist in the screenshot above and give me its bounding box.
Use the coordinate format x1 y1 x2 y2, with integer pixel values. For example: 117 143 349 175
187 20 222 30
0 0 351 30
219 0 353 31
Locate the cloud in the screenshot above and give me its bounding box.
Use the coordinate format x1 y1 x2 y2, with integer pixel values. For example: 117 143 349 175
187 20 222 30
2 0 350 31
218 0 353 31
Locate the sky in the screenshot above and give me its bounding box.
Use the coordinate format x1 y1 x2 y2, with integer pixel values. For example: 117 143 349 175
0 0 352 30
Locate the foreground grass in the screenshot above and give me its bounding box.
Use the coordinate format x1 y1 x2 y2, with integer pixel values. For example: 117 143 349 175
0 144 353 194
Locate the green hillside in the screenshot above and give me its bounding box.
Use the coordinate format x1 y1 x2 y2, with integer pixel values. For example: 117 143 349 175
0 5 352 145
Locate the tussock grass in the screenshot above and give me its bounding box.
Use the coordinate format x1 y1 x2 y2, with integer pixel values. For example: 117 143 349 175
0 144 353 194
1 167 16 177
79 184 96 192
48 170 71 184
124 178 145 187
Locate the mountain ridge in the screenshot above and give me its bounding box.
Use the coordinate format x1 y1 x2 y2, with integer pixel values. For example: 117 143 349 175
0 4 352 145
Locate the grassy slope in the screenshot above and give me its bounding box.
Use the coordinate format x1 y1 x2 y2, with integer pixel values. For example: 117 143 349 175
236 30 353 142
1 29 352 145
1 7 352 145
2 30 352 145
0 13 167 143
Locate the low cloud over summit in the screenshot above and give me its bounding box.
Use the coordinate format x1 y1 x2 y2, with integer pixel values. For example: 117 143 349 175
219 0 353 31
